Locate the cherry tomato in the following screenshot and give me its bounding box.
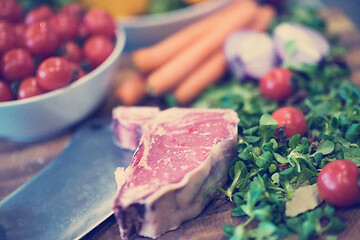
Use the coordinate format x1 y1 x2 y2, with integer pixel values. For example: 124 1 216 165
36 57 72 91
259 67 294 101
49 13 80 42
58 41 83 63
83 9 115 38
1 48 35 82
17 76 46 100
271 106 307 139
0 0 23 23
0 80 13 102
24 21 60 58
24 5 55 26
83 35 114 69
0 20 18 55
317 159 360 207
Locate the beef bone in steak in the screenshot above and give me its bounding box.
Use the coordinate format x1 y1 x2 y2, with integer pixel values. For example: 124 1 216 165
113 108 239 239
111 106 160 150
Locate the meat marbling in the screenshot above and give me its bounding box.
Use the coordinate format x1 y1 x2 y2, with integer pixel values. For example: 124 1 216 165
113 108 239 239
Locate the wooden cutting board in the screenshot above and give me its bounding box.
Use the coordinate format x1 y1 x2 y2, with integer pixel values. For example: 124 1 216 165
0 7 359 240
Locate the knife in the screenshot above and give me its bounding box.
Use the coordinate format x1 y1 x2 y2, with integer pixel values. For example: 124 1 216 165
0 118 133 240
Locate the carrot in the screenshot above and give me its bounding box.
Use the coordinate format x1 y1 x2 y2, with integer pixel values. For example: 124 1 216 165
115 71 147 106
132 0 255 73
173 4 276 105
173 49 226 105
249 4 276 32
146 0 259 96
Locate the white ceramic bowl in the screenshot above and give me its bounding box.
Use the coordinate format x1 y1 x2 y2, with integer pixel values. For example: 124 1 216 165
118 0 234 51
0 30 126 142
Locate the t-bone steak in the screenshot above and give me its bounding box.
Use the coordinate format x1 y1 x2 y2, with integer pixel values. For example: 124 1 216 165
113 108 239 239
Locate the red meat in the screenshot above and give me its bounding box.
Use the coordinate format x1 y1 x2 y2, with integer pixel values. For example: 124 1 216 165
113 108 239 239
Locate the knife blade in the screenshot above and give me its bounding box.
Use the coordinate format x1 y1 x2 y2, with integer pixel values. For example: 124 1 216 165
0 118 133 240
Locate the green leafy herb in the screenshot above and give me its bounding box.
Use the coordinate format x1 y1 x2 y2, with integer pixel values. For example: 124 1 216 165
191 2 360 240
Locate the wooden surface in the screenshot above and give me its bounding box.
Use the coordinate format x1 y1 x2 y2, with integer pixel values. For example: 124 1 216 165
1 8 360 240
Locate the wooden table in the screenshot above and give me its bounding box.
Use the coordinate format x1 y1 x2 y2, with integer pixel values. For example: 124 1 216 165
1 8 360 240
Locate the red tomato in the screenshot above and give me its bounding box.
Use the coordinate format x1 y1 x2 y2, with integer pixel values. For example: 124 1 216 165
0 80 13 102
24 5 55 26
259 67 294 101
317 159 360 207
271 106 307 139
83 9 115 37
24 21 60 58
1 48 35 82
0 0 23 23
83 35 114 69
49 13 80 42
58 41 83 63
36 57 72 91
17 76 46 99
0 20 18 55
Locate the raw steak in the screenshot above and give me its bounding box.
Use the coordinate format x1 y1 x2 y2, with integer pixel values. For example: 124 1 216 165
113 108 239 239
111 106 160 150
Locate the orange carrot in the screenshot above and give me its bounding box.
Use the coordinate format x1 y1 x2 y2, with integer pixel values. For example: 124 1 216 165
115 72 147 106
132 0 258 73
173 4 276 105
146 0 259 96
249 4 276 31
173 49 226 105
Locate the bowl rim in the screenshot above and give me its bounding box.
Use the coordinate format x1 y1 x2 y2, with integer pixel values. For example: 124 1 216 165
0 29 126 108
117 0 233 28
